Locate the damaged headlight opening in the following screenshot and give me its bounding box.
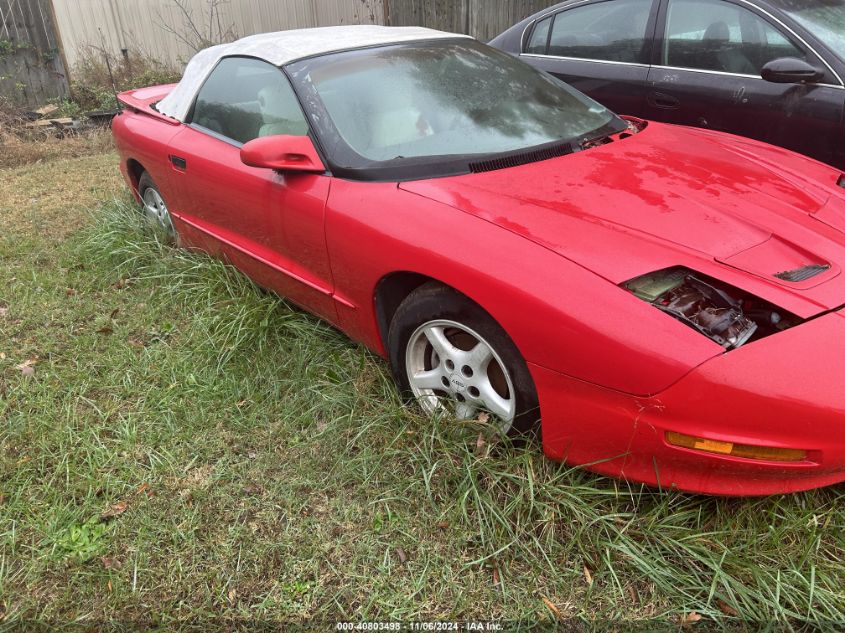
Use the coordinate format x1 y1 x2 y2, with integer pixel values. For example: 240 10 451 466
623 267 802 349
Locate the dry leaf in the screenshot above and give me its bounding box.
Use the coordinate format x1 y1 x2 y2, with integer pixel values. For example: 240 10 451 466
0 306 8 318
436 520 449 530
1 352 6 359
680 611 702 626
128 338 146 349
97 326 114 335
395 546 408 564
228 588 237 603
19 366 35 377
100 500 129 521
110 308 120 319
15 359 36 371
476 412 490 424
65 288 77 296
137 483 149 495
541 596 562 619
583 565 594 586
492 565 500 586
107 579 113 593
716 600 738 617
476 432 487 451
101 556 122 570
242 483 263 496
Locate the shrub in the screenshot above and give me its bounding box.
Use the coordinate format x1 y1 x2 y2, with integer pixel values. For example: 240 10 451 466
69 47 181 112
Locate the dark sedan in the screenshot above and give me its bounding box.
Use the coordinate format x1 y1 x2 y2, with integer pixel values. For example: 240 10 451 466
490 0 845 169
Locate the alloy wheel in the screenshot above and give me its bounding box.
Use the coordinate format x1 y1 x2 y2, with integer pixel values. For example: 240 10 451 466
142 187 175 238
405 319 517 432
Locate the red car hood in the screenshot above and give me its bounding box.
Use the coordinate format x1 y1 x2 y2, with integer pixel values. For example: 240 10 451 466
400 122 845 319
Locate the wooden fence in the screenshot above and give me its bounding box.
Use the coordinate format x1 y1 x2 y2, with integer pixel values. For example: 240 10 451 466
1 0 561 107
51 0 385 70
0 0 68 106
49 0 558 70
385 0 558 42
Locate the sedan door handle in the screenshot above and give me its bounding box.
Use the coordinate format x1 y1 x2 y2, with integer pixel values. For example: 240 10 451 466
647 91 680 109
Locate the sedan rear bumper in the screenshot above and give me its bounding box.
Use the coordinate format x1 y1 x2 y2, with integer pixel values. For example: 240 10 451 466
534 310 845 495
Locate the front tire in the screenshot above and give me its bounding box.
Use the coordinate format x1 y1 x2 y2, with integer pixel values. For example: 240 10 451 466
388 282 540 436
138 172 176 243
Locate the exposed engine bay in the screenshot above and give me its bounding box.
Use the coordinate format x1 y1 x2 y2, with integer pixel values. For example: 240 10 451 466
624 267 802 349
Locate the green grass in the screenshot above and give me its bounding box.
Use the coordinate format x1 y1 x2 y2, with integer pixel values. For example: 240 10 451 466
2 159 845 629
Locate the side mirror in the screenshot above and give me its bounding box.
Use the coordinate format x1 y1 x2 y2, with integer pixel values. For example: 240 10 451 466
761 57 825 84
240 135 325 173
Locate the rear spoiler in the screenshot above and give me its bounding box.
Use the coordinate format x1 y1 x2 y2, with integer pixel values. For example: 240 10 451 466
117 84 181 126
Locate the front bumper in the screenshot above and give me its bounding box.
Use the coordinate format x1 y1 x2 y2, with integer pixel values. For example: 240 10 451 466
534 309 845 495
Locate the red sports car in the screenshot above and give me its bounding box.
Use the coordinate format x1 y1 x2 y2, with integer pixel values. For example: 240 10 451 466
113 25 845 495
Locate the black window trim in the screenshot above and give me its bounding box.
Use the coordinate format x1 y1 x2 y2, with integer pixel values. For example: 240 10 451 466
188 122 244 148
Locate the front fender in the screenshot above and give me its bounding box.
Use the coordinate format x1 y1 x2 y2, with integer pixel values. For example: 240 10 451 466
325 180 721 396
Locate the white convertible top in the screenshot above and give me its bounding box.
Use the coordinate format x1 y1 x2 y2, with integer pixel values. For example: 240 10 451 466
157 25 470 121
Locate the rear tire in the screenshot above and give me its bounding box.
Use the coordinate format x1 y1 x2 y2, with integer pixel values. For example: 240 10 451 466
388 282 540 437
138 172 176 243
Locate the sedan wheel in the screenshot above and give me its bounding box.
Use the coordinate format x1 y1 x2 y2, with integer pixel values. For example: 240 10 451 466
389 282 540 436
138 172 175 241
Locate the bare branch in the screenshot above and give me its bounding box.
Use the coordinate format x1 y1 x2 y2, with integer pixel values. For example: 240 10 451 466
154 0 237 55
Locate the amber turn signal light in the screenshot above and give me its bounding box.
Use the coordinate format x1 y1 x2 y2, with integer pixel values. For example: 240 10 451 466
666 431 806 462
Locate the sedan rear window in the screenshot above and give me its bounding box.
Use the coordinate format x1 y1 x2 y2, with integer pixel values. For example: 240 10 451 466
545 0 653 63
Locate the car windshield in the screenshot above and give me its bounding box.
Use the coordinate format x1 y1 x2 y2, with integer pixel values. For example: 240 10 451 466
286 39 624 179
773 0 845 60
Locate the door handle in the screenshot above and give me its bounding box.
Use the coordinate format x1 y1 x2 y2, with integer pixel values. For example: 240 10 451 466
647 91 680 109
170 155 187 170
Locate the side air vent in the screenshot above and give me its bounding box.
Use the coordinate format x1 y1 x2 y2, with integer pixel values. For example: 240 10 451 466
774 264 830 282
468 141 573 173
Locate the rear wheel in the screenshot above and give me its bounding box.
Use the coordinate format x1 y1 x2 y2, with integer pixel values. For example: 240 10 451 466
138 172 176 242
388 283 540 436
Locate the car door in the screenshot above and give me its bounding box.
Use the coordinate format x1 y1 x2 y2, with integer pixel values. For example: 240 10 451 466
519 0 659 117
165 56 338 323
645 0 845 167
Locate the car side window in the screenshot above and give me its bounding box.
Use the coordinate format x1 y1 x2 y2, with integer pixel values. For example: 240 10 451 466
526 15 552 54
543 0 653 63
190 56 309 144
664 0 807 75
